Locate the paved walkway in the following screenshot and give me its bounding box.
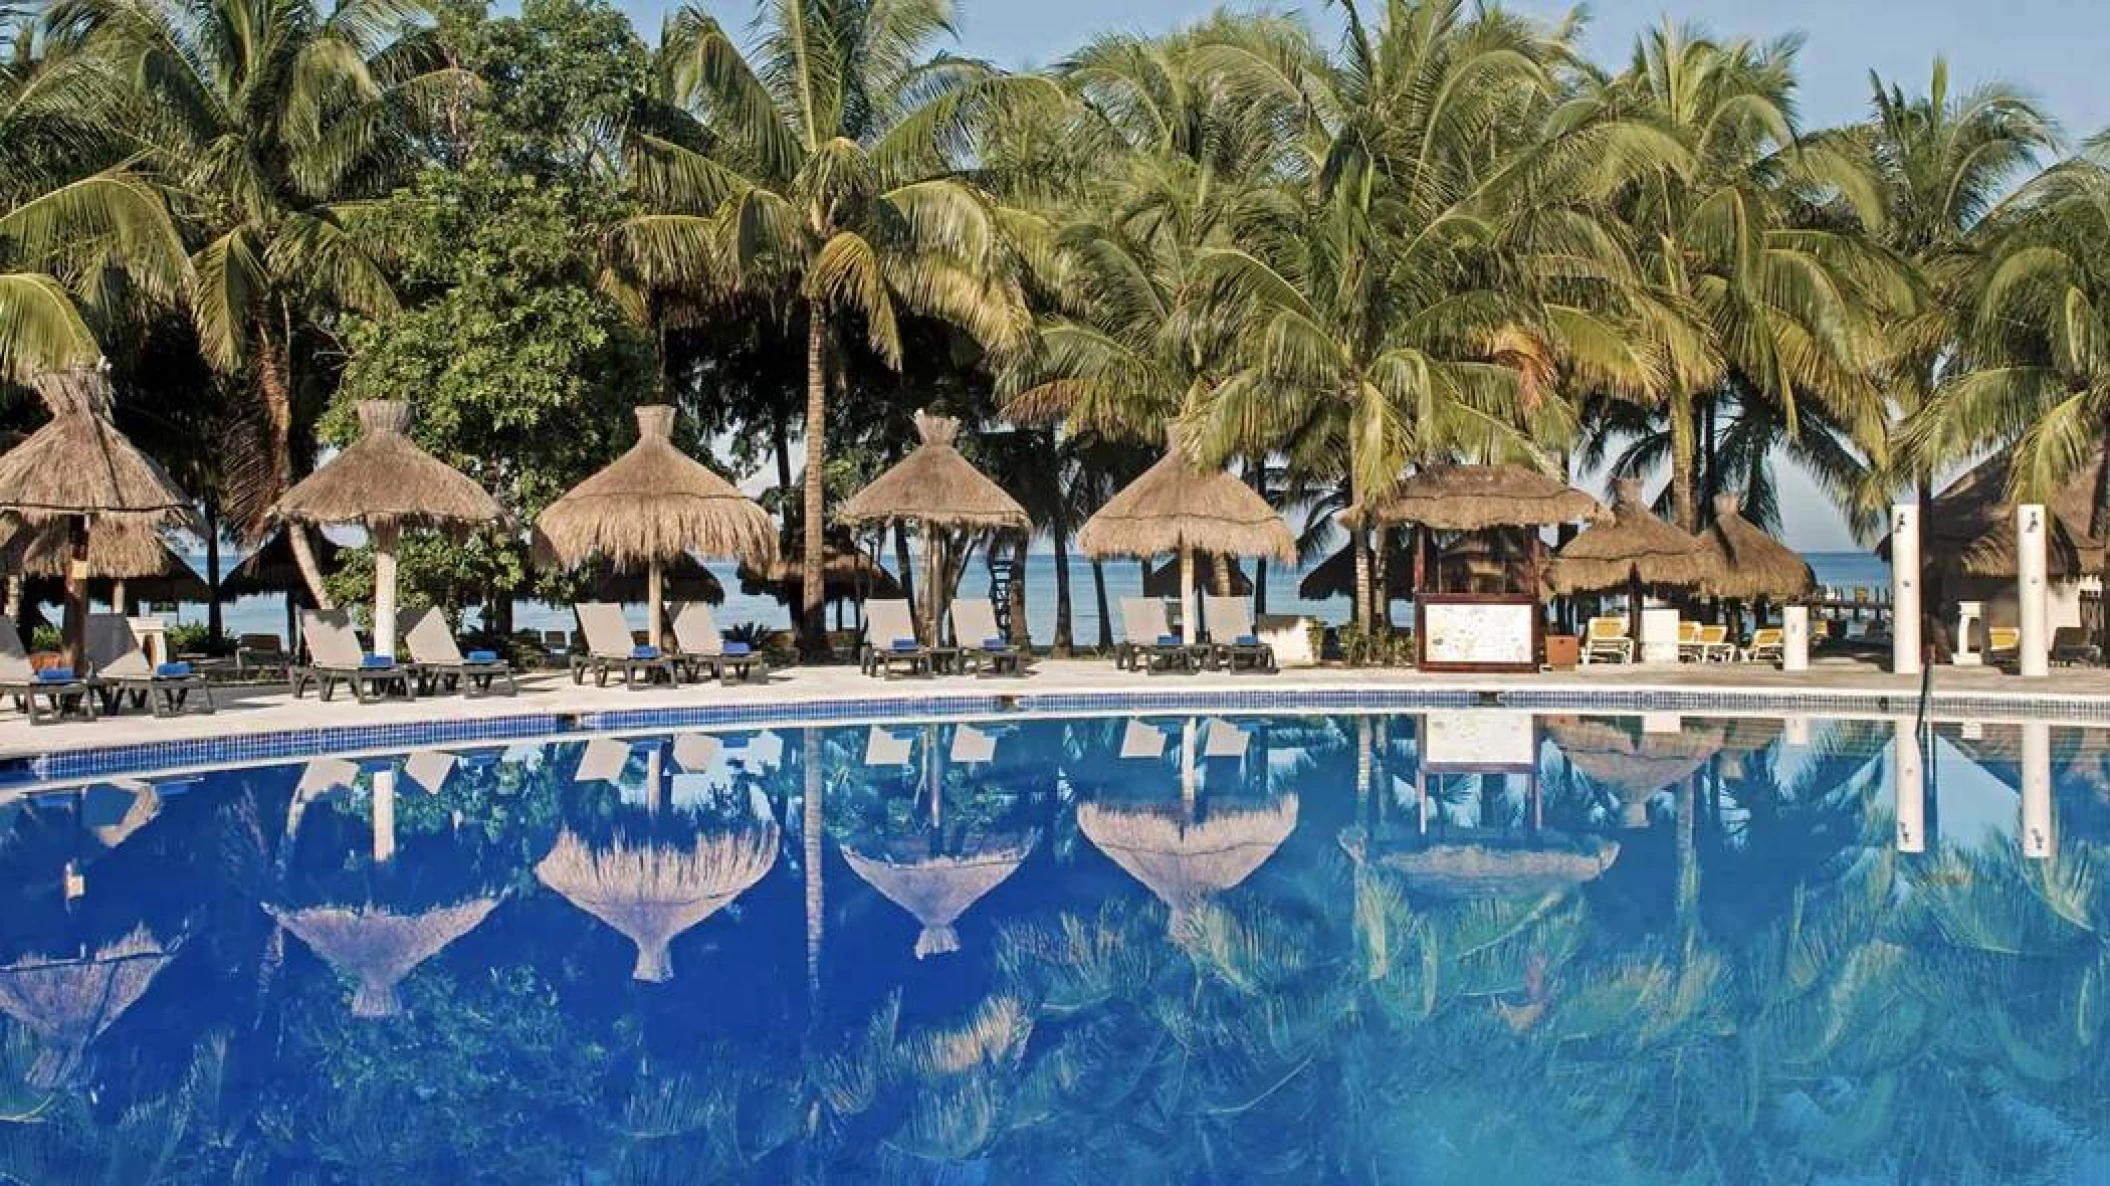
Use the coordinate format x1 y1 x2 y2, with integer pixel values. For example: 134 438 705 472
7 655 2110 763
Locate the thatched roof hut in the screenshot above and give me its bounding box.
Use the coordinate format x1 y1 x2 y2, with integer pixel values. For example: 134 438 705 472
1547 716 1723 827
1353 464 1607 530
1077 796 1298 935
1700 494 1813 601
1376 836 1621 899
536 827 779 983
842 832 1038 958
1143 555 1251 597
0 925 174 1088
221 529 344 598
1077 426 1295 565
6 519 210 605
0 369 195 531
267 898 501 1018
273 401 504 536
1300 541 1414 601
1544 478 1717 596
838 412 1029 532
739 542 900 605
586 551 724 606
534 403 775 572
1876 449 2105 579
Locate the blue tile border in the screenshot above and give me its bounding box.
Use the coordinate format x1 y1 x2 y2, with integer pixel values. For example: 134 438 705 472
10 680 2110 789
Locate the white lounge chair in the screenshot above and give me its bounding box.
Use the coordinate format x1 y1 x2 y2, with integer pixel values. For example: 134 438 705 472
402 607 516 696
863 599 933 677
949 599 1028 676
570 602 677 688
1118 598 1199 672
666 602 765 684
1581 616 1632 664
87 613 214 717
1202 595 1276 673
0 618 97 724
294 610 418 703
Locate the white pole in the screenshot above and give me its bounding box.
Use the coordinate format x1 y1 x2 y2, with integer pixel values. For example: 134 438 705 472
1893 719 1924 854
372 522 399 658
1891 504 1921 675
1782 605 1809 672
2021 721 2053 859
1179 550 1197 645
373 767 396 864
2017 504 2049 677
1181 716 1199 812
647 556 664 649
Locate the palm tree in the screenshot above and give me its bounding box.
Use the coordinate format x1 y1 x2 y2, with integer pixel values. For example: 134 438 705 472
609 0 1048 655
54 0 464 598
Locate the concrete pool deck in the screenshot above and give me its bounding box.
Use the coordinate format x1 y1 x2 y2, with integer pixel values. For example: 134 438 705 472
9 655 2110 772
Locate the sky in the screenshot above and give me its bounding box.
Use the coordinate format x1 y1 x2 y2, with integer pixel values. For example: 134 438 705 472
626 0 2110 551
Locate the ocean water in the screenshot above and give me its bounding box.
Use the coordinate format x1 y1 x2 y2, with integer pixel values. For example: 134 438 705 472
3 708 2103 1183
156 550 1894 645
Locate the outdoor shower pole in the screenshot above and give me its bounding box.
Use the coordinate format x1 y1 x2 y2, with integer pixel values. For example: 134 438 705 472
2021 720 2053 859
2017 504 2049 678
1892 717 1925 853
1890 504 1921 676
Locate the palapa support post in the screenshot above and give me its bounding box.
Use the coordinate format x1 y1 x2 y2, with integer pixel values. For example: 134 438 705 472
62 514 90 674
1178 548 1197 645
372 521 400 658
646 556 664 650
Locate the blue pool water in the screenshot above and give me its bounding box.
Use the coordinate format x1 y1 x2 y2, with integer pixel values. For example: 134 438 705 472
2 709 2105 1183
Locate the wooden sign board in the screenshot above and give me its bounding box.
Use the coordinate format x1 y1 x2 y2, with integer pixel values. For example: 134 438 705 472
1416 594 1541 673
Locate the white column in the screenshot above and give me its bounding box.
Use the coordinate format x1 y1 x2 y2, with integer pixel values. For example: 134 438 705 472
1893 719 1924 853
1891 504 1921 675
372 522 400 658
372 766 396 864
1179 550 1197 645
2021 721 2053 859
1782 605 1810 672
646 557 664 649
1180 716 1199 812
2017 505 2049 677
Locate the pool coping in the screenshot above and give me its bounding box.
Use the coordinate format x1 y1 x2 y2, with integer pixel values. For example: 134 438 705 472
9 673 2110 792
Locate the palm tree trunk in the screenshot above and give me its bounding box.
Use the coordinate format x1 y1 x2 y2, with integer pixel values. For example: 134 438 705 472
1052 506 1074 657
799 314 830 657
1212 552 1232 597
1350 477 1373 632
1007 532 1029 647
204 501 224 649
1247 455 1270 614
1701 392 1719 508
1669 392 1698 533
1091 559 1113 650
255 326 334 610
287 527 335 613
773 404 794 499
893 523 915 615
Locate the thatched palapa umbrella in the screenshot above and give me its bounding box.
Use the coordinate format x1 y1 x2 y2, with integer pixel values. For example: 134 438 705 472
536 825 779 982
1875 448 2103 580
586 551 725 606
272 401 503 656
1545 478 1717 639
739 540 901 604
5 517 209 609
843 832 1038 958
1078 424 1295 643
266 899 501 1017
1700 494 1814 602
0 925 175 1088
838 411 1028 643
535 405 774 649
0 367 196 671
1354 463 1608 596
222 528 345 646
1374 837 1622 899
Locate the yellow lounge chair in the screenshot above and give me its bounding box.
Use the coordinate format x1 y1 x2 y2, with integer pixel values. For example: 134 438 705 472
1582 616 1632 664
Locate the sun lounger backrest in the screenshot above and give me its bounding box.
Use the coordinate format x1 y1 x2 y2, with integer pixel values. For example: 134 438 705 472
87 614 151 677
1585 616 1625 641
575 603 637 658
669 603 724 656
950 599 1003 647
865 599 921 648
301 610 367 669
402 607 464 665
1120 598 1171 644
0 618 34 680
1202 595 1254 641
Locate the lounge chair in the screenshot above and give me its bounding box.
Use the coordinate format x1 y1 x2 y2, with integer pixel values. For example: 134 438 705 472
403 607 517 696
1202 595 1276 672
235 633 291 679
294 610 419 703
1581 616 1632 664
86 614 214 717
666 602 766 684
0 618 97 724
1117 598 1201 673
1983 625 2021 671
862 599 934 677
570 602 677 688
949 599 1029 676
1696 624 1735 663
1745 627 1785 665
1676 620 1705 663
2052 626 2102 667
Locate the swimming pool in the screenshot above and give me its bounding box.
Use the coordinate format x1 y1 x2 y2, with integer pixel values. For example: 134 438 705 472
2 710 2105 1183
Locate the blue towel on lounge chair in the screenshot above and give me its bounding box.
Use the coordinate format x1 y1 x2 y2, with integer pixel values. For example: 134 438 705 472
154 662 192 678
632 645 660 660
361 655 394 669
890 639 920 652
982 637 1009 651
35 667 75 682
722 641 751 656
1235 635 1260 647
1156 635 1182 647
466 649 500 664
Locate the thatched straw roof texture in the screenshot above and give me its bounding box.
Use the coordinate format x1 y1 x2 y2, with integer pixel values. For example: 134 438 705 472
1299 541 1413 601
272 401 503 535
1144 556 1252 597
838 412 1029 531
1544 478 1717 595
535 405 775 569
221 529 344 598
535 827 779 983
587 551 725 605
5 518 210 603
267 898 501 1018
1876 449 2104 579
1077 796 1298 933
1378 837 1621 899
1548 716 1723 825
0 925 173 1088
1078 426 1294 563
842 832 1038 958
738 543 901 604
0 369 194 530
1354 465 1608 530
1701 494 1814 601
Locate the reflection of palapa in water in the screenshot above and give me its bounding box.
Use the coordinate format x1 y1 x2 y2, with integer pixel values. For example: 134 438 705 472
1077 796 1298 934
1547 716 1725 827
843 833 1039 959
1377 837 1621 899
266 898 501 1018
536 824 780 983
0 925 175 1088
